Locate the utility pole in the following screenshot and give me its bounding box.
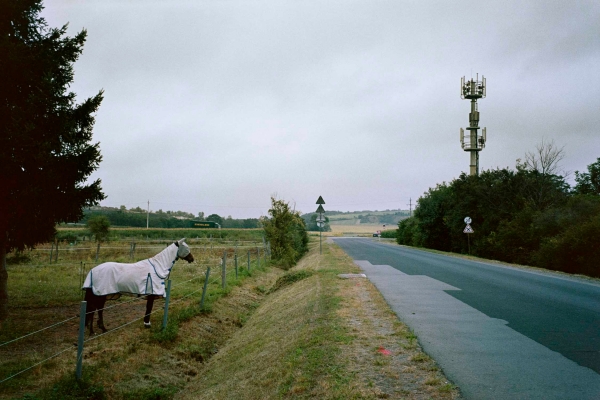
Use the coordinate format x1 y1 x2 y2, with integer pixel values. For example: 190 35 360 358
407 198 412 218
460 74 487 176
146 200 149 229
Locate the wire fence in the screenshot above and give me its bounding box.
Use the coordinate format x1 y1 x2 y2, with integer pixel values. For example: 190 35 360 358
1 241 270 388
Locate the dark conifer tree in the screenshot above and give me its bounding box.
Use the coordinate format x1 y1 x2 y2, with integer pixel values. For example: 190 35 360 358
0 0 105 322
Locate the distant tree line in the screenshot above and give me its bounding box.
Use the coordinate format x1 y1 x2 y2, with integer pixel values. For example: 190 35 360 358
79 207 260 229
397 151 600 277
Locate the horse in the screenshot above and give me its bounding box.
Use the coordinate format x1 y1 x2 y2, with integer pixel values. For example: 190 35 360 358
81 238 194 335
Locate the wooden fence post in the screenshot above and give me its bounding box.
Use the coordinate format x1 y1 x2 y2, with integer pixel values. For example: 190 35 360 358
235 254 238 279
247 250 251 273
76 301 87 380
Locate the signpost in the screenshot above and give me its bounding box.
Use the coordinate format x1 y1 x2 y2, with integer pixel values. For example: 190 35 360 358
316 197 325 255
464 216 474 254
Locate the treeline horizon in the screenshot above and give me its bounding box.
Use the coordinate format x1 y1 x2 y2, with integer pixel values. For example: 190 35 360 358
77 206 261 229
397 151 600 277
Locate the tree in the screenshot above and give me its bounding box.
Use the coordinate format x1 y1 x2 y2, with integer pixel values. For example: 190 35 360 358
518 138 565 176
517 140 569 211
0 1 105 322
575 157 600 196
206 214 224 226
262 197 308 269
87 215 110 242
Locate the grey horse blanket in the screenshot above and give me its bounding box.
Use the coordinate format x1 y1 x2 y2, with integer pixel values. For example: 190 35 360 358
82 240 190 298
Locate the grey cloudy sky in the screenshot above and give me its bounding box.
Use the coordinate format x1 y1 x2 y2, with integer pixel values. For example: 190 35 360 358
42 0 600 218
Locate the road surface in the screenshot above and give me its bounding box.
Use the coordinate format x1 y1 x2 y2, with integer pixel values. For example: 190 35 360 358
333 238 600 399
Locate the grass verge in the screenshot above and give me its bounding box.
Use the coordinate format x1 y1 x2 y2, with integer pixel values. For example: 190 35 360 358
176 239 460 399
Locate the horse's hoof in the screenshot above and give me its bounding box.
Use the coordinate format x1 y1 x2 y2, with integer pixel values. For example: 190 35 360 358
144 322 151 329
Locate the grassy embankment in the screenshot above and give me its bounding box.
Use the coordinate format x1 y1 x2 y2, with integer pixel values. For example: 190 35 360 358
1 234 459 399
176 239 459 399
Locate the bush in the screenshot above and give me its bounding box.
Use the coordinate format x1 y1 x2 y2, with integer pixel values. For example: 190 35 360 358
262 197 309 269
86 215 110 242
380 230 396 238
396 217 422 247
534 212 600 276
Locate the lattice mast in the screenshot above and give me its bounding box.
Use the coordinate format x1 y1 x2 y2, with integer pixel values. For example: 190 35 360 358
460 74 487 176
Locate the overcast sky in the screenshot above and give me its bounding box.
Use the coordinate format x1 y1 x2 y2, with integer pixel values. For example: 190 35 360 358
42 0 600 218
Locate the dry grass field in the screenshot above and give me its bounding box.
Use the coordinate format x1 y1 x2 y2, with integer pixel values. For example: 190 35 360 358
324 224 394 237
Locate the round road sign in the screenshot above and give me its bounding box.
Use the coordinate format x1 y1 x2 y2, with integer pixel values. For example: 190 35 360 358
464 216 472 224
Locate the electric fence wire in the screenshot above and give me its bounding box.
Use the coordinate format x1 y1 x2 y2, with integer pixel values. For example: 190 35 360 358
0 345 75 385
0 315 79 348
2 250 266 385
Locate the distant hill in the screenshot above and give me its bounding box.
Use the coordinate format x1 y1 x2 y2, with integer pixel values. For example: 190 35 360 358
301 209 410 226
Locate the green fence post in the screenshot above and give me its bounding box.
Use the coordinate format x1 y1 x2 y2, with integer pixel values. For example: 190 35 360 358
76 301 87 380
162 280 172 330
222 252 227 289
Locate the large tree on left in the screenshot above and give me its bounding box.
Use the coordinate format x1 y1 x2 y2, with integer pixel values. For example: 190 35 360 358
0 1 105 323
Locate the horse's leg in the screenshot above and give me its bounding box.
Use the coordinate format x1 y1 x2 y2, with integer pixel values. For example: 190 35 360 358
144 296 155 328
84 289 95 335
96 296 107 333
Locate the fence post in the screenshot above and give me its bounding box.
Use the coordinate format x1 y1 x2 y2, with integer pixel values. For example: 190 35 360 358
95 242 100 262
55 239 59 262
200 267 211 310
76 301 87 380
79 262 83 296
247 250 251 273
257 248 260 268
235 254 238 279
162 280 172 330
49 242 54 263
221 252 227 289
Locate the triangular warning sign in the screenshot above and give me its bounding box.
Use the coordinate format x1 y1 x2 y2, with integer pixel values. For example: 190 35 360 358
316 196 325 205
316 204 325 213
463 224 474 234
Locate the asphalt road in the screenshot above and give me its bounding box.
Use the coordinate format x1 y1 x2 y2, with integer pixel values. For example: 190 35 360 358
333 238 600 400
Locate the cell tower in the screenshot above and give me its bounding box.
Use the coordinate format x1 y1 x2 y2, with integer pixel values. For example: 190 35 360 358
460 74 487 176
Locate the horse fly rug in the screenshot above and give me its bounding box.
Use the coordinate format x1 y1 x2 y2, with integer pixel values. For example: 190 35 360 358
82 241 187 299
